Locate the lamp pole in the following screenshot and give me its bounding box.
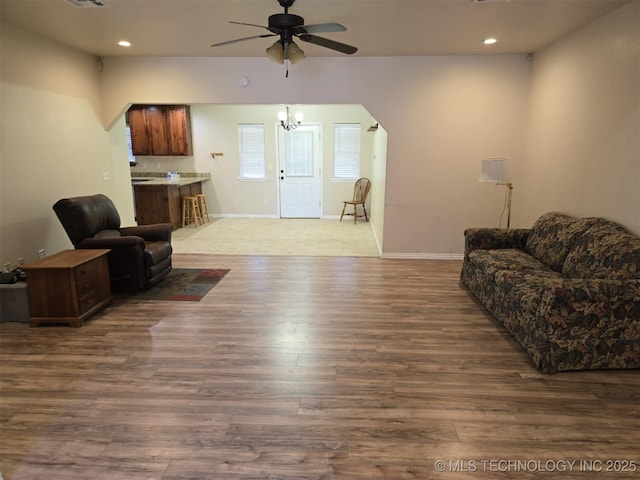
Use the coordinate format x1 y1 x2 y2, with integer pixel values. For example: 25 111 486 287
497 182 513 228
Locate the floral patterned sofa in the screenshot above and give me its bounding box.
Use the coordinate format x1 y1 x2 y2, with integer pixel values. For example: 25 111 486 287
460 211 640 373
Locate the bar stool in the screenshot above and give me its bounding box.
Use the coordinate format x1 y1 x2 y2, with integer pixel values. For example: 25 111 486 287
182 196 203 228
194 193 210 223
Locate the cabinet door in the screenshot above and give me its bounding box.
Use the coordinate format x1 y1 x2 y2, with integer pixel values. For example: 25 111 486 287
127 105 192 156
166 106 191 155
146 107 170 155
127 107 152 155
134 185 171 226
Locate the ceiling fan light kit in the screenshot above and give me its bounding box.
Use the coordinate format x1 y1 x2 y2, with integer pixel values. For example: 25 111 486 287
287 42 305 64
266 40 305 65
266 41 285 64
211 0 357 71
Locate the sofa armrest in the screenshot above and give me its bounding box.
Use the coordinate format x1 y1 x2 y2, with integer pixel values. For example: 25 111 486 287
463 228 530 259
541 278 640 339
120 224 172 242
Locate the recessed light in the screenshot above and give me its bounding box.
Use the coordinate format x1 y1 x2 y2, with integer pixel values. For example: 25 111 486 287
118 40 131 47
483 38 498 45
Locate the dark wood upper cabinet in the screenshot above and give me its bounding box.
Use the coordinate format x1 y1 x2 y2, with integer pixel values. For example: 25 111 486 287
165 107 192 156
126 105 192 156
127 107 151 155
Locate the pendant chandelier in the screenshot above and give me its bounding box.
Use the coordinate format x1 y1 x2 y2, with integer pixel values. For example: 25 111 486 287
278 105 304 131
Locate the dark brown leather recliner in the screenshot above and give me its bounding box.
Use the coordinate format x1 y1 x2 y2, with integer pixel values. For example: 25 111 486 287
53 193 172 292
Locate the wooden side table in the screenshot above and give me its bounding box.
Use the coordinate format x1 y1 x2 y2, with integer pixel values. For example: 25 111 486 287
23 249 112 327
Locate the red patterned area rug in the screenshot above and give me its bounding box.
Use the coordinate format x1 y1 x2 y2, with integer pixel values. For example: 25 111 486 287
132 268 230 302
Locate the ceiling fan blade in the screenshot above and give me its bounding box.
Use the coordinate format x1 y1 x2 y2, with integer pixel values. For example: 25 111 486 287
229 21 270 30
297 34 358 54
211 34 276 48
294 23 346 34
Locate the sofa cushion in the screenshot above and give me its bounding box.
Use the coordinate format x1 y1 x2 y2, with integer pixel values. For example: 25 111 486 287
563 220 640 279
524 212 597 272
462 249 559 320
467 249 554 279
493 269 563 330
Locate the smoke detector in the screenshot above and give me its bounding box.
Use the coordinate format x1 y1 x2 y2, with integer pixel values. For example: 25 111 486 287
63 0 107 8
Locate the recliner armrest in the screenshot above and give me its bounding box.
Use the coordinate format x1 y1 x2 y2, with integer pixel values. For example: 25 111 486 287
120 224 172 242
77 236 146 249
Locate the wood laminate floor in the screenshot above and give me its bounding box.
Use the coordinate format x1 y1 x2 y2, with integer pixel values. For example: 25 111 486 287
1 254 638 479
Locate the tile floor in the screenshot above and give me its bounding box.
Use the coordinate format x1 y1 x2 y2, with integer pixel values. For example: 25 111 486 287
171 217 380 257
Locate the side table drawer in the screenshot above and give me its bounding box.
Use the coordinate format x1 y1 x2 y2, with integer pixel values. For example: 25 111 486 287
75 262 97 289
77 289 99 314
75 262 100 314
23 249 112 327
75 255 111 316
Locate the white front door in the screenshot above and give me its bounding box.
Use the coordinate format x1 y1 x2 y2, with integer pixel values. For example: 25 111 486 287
278 125 321 218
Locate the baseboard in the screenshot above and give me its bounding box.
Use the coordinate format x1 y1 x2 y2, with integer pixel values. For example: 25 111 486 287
382 253 464 260
212 214 280 219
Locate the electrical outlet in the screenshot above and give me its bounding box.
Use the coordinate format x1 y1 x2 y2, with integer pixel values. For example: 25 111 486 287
38 249 46 259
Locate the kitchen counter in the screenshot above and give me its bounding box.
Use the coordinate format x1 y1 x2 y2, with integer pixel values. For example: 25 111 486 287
131 173 210 187
131 173 211 229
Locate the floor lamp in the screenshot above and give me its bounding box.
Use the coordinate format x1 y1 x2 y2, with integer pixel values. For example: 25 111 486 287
480 158 513 228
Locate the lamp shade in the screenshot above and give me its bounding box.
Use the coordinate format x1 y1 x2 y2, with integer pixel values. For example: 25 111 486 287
266 41 284 64
288 41 305 64
480 157 509 183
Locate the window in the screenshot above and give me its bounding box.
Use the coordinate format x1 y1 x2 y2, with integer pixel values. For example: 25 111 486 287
333 123 361 179
125 125 136 165
238 124 266 179
284 129 314 176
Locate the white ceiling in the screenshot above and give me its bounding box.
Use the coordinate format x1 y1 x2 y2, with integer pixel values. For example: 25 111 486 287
0 0 631 58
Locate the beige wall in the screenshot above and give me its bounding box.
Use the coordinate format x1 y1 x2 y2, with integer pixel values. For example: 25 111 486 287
520 1 640 234
0 23 121 265
108 114 136 226
369 124 388 252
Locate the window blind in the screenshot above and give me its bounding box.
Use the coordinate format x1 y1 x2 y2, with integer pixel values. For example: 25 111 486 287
284 130 314 176
238 124 266 179
333 123 361 179
125 125 136 163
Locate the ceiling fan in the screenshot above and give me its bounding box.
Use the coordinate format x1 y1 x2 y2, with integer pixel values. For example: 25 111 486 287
210 0 358 66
